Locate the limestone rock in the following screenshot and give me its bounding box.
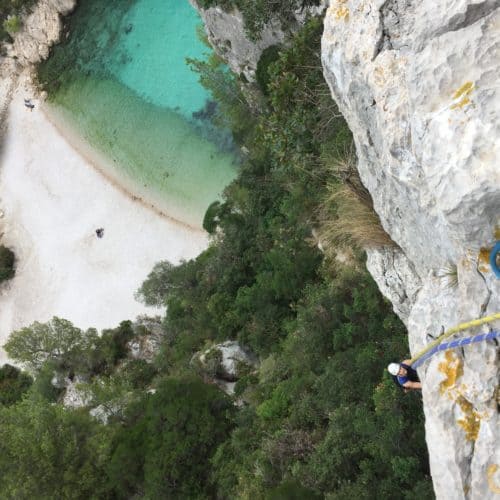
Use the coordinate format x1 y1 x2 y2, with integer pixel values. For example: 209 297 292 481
62 376 90 408
190 0 326 82
194 340 258 395
366 246 421 324
12 0 76 65
322 1 500 497
127 316 163 363
190 2 284 82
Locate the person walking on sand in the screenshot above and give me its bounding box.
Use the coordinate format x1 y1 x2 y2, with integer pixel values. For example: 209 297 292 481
387 360 422 391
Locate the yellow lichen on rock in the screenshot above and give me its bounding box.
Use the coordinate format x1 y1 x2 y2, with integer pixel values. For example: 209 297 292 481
487 464 500 494
438 350 463 394
333 6 349 21
438 351 484 441
327 0 349 21
456 396 481 441
451 81 475 109
478 247 491 273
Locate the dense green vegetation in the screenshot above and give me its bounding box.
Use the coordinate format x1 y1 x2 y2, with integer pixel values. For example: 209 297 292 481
0 364 32 406
0 245 15 282
1 14 433 499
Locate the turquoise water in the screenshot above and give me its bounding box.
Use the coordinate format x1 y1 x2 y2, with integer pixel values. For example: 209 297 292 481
40 0 237 227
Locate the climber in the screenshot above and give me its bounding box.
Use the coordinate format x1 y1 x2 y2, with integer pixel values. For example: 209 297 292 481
388 360 422 391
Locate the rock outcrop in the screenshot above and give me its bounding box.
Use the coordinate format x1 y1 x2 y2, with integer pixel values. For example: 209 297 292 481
0 0 76 132
190 0 325 82
193 340 258 395
127 316 163 363
190 0 285 82
322 1 500 498
11 0 76 65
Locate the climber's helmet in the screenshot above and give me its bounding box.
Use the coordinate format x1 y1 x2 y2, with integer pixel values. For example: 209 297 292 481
387 363 400 376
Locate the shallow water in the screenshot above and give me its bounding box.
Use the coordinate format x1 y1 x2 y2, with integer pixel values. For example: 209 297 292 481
41 0 237 227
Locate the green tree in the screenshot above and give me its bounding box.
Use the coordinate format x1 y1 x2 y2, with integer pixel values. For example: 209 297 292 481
107 377 234 499
0 396 113 499
4 317 98 371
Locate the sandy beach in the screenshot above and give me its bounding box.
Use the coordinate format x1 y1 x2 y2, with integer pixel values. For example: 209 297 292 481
0 74 208 364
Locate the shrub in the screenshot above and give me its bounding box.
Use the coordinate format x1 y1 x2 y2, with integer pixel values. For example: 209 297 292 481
0 364 32 406
2 15 21 34
0 245 15 282
255 44 282 95
107 377 234 498
203 200 223 234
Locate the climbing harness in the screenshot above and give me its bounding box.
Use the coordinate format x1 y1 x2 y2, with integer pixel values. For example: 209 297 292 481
412 330 500 369
409 312 500 368
490 241 500 278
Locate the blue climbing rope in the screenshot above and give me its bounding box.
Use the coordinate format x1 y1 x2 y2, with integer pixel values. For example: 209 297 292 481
412 330 500 369
490 241 500 278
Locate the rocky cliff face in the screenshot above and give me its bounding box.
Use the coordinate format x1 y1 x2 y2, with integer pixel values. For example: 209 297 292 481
189 0 285 82
322 1 500 498
190 0 325 82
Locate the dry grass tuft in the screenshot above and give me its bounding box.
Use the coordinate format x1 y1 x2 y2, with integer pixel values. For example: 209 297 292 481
318 152 396 253
437 263 459 289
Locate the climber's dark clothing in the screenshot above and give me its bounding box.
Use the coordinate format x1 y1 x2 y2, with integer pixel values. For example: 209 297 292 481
396 363 420 387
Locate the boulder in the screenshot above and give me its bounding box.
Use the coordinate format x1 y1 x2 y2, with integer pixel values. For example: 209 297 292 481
194 340 258 395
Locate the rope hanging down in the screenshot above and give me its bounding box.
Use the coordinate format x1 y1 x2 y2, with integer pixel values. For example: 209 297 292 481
409 312 500 368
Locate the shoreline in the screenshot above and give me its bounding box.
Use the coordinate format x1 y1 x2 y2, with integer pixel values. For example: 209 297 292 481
0 73 209 363
42 103 206 233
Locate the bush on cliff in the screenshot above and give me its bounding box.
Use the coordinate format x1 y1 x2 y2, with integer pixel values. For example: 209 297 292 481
0 364 32 406
0 245 15 282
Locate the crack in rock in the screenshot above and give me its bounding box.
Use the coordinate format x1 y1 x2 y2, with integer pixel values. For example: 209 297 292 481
373 0 415 59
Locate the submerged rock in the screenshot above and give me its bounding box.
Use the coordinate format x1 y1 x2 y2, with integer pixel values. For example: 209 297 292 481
322 1 500 497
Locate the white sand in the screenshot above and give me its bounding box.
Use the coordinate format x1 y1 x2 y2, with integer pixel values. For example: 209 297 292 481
0 75 208 363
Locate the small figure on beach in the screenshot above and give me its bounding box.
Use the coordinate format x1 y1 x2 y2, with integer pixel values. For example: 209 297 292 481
95 228 104 238
24 98 35 111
